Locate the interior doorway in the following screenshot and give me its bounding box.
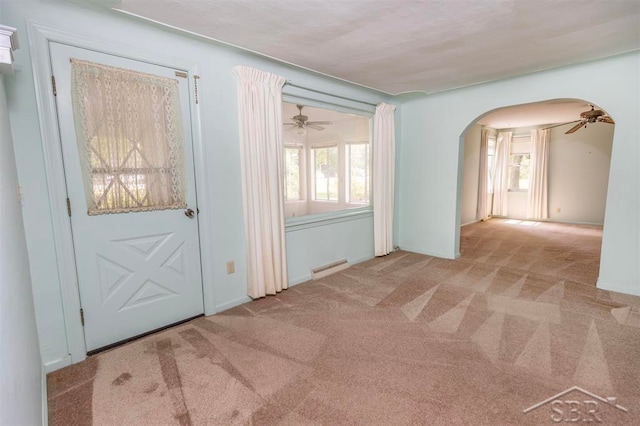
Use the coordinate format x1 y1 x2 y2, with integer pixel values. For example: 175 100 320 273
457 98 615 284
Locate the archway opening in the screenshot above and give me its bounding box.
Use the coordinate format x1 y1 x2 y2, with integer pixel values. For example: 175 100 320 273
457 98 614 286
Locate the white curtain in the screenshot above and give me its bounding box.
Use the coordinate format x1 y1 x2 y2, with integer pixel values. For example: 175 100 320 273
70 59 186 215
476 128 490 221
527 128 550 219
373 103 396 256
492 131 512 217
233 66 288 298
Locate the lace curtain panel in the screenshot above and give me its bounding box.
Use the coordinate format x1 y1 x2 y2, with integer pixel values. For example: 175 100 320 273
70 58 186 215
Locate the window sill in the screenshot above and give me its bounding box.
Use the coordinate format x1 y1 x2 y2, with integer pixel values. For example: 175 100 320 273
285 207 373 232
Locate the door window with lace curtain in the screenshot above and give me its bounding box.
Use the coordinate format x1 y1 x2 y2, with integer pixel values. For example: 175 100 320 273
70 58 187 215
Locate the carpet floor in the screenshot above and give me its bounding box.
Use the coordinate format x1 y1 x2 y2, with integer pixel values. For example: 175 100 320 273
48 219 640 425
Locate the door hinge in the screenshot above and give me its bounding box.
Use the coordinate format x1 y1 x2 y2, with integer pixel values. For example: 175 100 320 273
51 76 57 97
193 75 200 104
80 308 85 327
66 197 71 217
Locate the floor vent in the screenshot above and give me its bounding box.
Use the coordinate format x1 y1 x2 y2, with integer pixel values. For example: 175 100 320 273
311 259 349 280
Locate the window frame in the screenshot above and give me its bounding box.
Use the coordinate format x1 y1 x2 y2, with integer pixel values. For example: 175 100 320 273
284 144 305 203
310 143 340 203
507 134 532 192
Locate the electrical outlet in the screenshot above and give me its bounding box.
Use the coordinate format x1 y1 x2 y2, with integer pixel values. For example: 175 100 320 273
226 261 235 274
556 207 561 213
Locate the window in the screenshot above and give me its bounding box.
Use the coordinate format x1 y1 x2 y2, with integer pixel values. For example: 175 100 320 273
312 145 338 201
508 134 531 191
284 146 302 201
282 102 371 219
71 59 186 215
508 153 530 191
346 142 370 204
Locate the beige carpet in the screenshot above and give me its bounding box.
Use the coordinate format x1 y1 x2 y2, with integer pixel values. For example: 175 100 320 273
48 219 640 425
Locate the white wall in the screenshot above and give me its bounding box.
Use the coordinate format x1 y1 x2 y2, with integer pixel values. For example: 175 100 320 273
0 73 43 425
548 123 613 224
399 51 639 295
4 1 391 369
460 124 481 225
463 124 613 224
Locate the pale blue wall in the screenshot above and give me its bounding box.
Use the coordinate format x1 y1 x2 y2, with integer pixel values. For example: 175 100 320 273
3 1 392 369
398 52 640 296
0 72 43 425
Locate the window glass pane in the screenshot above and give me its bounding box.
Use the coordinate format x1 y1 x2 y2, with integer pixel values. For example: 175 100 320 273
71 59 187 215
347 143 370 204
313 146 338 201
508 153 530 190
284 147 301 201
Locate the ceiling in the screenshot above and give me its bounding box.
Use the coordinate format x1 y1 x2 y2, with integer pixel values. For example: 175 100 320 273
107 0 640 95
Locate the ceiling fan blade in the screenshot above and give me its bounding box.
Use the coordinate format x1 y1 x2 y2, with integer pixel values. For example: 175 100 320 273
306 121 332 126
283 123 297 126
541 119 582 131
599 116 615 124
565 121 586 134
307 124 325 131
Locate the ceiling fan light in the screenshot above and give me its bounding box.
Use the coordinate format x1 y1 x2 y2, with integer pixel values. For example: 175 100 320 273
295 126 307 136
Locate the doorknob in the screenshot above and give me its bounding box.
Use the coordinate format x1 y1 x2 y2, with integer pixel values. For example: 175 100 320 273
184 208 195 218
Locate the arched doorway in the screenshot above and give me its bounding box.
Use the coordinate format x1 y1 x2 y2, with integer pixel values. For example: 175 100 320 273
457 99 614 285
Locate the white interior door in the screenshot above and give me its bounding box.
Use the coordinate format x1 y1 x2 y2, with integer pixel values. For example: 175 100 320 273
50 42 204 351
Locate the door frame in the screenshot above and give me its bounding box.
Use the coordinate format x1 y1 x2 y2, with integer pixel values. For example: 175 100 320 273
27 22 217 366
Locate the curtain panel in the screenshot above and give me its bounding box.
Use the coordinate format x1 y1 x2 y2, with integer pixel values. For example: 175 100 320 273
527 128 550 219
373 103 397 256
476 128 490 221
233 66 288 298
492 131 512 217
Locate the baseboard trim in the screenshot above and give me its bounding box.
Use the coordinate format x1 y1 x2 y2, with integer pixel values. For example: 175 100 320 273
215 296 252 313
41 364 48 426
398 245 457 260
350 254 374 264
43 355 72 373
597 279 640 297
461 219 481 227
496 216 603 227
289 274 312 286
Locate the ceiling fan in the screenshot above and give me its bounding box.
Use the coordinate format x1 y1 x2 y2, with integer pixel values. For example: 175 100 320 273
544 105 615 134
284 104 332 135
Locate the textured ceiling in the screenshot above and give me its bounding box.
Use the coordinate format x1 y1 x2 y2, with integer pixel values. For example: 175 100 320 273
111 0 640 95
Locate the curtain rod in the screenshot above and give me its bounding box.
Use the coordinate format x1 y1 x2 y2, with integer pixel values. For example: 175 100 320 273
284 82 379 107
